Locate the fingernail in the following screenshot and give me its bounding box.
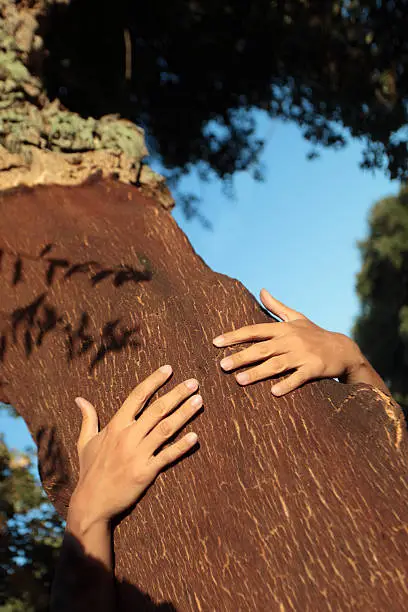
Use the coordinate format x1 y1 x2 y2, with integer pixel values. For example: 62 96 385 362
236 372 249 385
272 385 281 395
74 397 86 411
185 378 199 390
186 432 198 444
159 365 172 375
74 397 88 414
220 357 233 371
191 395 203 408
213 335 225 347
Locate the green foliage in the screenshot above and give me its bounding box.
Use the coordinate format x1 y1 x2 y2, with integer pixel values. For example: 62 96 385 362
0 434 64 612
354 186 408 413
0 404 19 419
43 0 408 183
3 0 408 193
0 1 147 165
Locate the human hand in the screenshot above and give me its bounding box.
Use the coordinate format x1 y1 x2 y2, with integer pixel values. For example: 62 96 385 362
213 289 364 396
69 366 201 531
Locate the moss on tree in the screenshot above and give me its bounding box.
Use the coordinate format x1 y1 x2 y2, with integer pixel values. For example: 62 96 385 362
0 0 171 206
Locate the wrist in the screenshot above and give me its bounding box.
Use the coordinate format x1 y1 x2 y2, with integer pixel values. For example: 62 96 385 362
336 335 390 393
66 489 113 573
68 488 110 537
336 334 367 380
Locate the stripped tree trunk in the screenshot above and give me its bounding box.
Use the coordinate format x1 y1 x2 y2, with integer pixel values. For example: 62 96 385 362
1 1 408 610
1 179 408 611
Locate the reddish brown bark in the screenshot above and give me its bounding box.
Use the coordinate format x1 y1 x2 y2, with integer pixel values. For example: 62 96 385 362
1 179 407 610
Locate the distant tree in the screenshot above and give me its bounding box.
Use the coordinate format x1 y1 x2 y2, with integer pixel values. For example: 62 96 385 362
353 185 408 414
0 432 64 612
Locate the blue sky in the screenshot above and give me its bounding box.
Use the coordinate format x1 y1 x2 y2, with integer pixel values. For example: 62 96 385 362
0 114 399 454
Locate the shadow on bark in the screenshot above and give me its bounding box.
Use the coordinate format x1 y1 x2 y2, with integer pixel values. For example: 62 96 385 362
36 426 71 503
0 243 153 372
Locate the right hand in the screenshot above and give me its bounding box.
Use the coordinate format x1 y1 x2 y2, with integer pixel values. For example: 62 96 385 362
214 289 364 395
70 365 201 531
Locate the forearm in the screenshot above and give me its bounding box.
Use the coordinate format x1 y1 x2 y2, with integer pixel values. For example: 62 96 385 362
51 497 115 612
338 336 391 396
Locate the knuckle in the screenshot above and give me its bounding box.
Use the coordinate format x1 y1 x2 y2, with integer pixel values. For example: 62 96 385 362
157 419 172 438
153 399 167 418
271 356 284 372
222 333 234 344
274 364 285 377
158 446 176 467
132 464 151 484
299 371 309 386
133 389 148 405
312 356 324 372
242 325 257 338
244 369 255 382
232 351 243 365
178 384 189 400
174 438 188 455
172 438 188 457
125 390 147 412
253 325 268 339
258 342 271 357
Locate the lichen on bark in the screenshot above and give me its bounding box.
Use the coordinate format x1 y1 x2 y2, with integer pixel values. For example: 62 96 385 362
0 0 173 207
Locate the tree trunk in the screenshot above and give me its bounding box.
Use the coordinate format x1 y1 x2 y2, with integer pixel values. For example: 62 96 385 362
1 2 408 610
1 178 408 611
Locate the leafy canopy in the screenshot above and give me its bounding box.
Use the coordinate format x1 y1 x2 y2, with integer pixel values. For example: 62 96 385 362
42 0 408 184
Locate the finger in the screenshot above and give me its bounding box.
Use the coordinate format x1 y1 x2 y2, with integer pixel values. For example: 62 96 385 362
153 431 198 472
260 289 306 322
235 356 289 386
213 323 280 348
220 338 286 371
116 365 173 424
75 397 98 453
133 378 199 439
271 369 311 396
142 394 203 456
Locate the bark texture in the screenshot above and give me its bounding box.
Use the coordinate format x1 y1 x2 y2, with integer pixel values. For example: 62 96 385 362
0 179 407 611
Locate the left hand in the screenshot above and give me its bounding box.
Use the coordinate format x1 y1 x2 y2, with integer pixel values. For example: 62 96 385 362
70 365 201 532
213 289 363 396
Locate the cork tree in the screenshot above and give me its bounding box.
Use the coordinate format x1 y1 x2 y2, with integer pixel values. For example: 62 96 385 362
1 1 408 610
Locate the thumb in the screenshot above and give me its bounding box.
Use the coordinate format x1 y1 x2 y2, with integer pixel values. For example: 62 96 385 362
75 397 99 453
260 289 305 322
